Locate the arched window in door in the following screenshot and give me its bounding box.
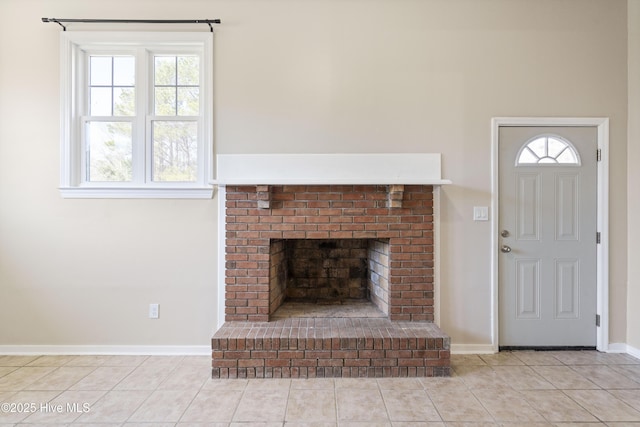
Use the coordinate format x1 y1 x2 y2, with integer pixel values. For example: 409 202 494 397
516 135 580 166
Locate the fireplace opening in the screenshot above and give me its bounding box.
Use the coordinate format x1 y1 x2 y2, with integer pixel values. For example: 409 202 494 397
269 238 390 319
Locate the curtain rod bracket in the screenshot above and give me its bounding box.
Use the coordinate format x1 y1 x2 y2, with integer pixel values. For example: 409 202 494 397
42 18 67 31
41 18 221 32
198 20 213 33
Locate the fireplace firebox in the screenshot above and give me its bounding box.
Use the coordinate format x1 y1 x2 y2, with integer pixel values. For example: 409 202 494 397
270 238 383 309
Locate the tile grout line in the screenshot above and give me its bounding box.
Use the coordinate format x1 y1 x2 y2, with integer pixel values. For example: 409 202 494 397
174 361 212 425
117 357 183 425
419 378 446 424
228 377 249 424
375 380 392 424
333 378 339 425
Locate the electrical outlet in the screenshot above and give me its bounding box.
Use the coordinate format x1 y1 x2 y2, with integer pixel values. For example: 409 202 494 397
149 303 159 319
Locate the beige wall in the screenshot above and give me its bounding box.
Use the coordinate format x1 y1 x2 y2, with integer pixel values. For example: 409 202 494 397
628 0 640 353
0 0 629 349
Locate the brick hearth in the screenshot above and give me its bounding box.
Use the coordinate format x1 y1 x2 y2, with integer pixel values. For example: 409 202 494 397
212 184 450 378
212 318 450 378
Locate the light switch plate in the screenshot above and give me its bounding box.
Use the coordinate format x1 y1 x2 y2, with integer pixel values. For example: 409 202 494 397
473 206 489 221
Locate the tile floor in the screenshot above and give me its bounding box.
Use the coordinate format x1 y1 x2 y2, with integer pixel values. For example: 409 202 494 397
1 351 639 426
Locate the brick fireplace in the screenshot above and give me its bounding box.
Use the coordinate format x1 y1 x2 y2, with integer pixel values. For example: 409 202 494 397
224 184 435 322
212 154 451 378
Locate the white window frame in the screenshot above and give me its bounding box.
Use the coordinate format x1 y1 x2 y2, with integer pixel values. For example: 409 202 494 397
59 31 214 199
515 134 582 166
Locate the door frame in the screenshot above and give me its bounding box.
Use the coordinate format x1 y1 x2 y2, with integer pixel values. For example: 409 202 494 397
491 117 609 352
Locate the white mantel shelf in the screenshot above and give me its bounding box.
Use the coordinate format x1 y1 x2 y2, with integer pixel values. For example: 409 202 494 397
213 153 452 185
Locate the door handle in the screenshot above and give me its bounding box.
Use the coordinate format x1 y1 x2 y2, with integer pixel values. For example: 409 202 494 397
501 245 512 253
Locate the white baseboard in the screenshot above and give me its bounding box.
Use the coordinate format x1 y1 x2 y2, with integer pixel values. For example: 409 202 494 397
451 344 497 354
606 343 629 353
2 343 638 359
605 343 640 360
626 343 640 359
0 345 211 356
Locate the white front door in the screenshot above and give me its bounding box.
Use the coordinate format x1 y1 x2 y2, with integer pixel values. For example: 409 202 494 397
499 126 598 347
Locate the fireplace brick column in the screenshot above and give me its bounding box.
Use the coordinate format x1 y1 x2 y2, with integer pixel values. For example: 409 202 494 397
224 185 434 322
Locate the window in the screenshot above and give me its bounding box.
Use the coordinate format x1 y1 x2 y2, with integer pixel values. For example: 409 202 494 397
516 135 580 166
59 32 213 198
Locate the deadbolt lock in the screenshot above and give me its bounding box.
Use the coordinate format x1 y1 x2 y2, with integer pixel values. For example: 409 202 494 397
501 230 510 238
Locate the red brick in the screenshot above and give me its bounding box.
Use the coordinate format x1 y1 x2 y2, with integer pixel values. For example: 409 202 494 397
365 223 389 231
330 215 353 223
278 350 305 359
410 314 433 321
213 359 238 368
332 201 354 208
412 350 440 358
340 223 365 231
371 358 398 367
425 358 450 367
282 215 307 224
352 231 378 238
251 351 278 359
282 231 307 239
398 358 425 367
331 350 358 359
291 358 320 367
307 232 330 238
238 359 265 368
266 359 291 367
329 231 353 238
305 350 331 359
344 358 371 367
317 224 342 232
307 216 330 223
318 359 344 367
358 350 385 358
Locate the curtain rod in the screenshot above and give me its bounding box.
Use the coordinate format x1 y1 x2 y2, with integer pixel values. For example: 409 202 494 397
41 18 221 32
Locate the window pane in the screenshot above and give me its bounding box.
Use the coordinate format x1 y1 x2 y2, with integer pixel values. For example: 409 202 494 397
155 56 176 86
152 121 197 182
557 149 578 164
547 137 567 158
518 149 538 164
90 56 135 117
113 56 135 86
114 87 135 116
155 87 176 115
90 56 112 86
87 121 132 182
528 137 547 158
178 87 199 116
177 56 199 85
90 87 112 116
538 157 557 164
